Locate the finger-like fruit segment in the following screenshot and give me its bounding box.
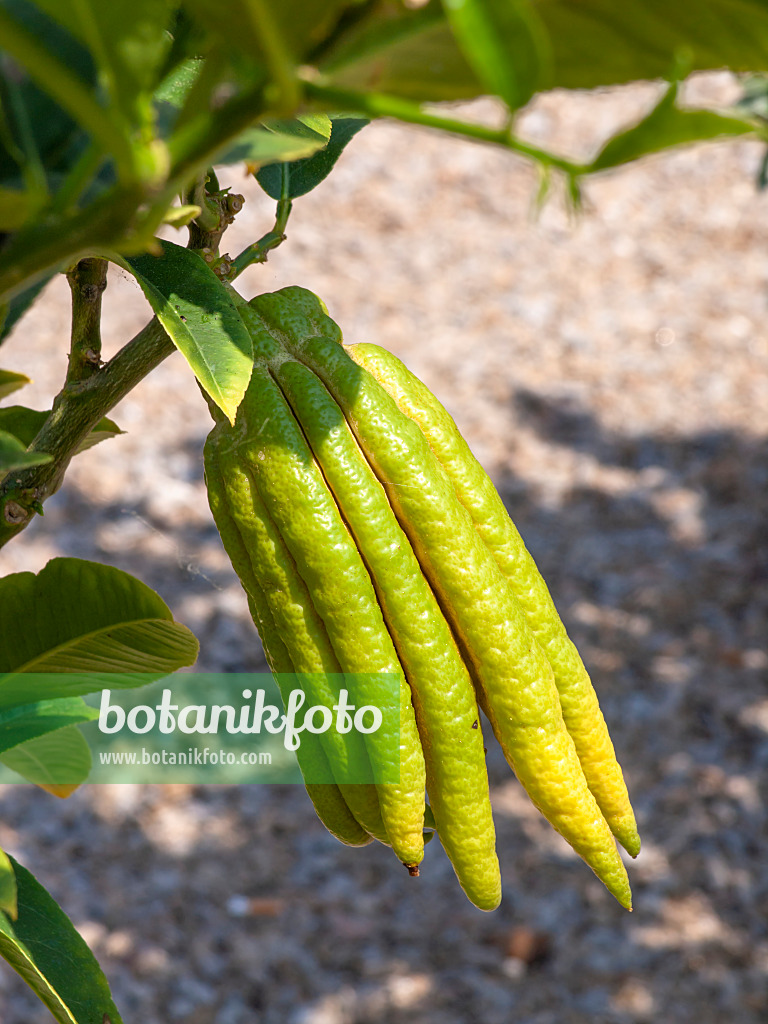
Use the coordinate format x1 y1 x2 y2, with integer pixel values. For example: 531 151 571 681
205 427 390 845
348 344 641 859
252 291 631 910
204 444 373 848
222 358 427 867
270 355 501 910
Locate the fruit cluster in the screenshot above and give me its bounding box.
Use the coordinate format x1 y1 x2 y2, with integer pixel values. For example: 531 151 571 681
204 287 639 911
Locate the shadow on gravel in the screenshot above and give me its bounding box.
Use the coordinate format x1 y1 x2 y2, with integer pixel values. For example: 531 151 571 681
1 405 767 1024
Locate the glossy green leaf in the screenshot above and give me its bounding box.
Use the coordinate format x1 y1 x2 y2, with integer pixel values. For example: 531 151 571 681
0 370 31 400
0 557 199 708
0 697 98 756
256 116 369 199
0 725 91 794
0 429 52 472
0 850 17 920
216 115 332 169
318 0 483 102
588 82 756 171
116 240 253 423
0 406 121 454
539 0 768 91
441 0 551 110
0 856 123 1023
283 113 332 141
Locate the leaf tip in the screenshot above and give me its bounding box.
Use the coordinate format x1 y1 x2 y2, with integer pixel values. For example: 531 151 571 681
38 782 81 799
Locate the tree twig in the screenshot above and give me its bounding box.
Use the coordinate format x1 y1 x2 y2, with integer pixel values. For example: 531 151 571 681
0 171 245 547
0 318 174 547
231 166 292 279
301 78 588 179
66 258 107 384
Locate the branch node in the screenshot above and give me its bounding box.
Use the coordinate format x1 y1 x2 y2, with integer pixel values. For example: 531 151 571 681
3 500 29 525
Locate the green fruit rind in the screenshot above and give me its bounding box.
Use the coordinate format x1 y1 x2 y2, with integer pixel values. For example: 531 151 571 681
205 428 390 846
252 291 631 910
204 442 372 848
270 354 501 911
226 355 427 867
348 343 641 859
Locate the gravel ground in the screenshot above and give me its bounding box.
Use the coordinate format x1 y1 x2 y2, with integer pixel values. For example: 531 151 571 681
0 74 767 1023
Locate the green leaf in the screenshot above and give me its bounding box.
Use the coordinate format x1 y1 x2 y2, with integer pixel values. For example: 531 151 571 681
539 0 768 91
588 81 756 172
270 0 366 61
256 115 369 199
0 2 97 190
319 0 768 102
0 697 98 756
0 3 136 180
116 240 253 424
0 370 31 400
441 0 551 110
0 186 31 230
162 203 201 228
0 429 52 472
284 113 332 141
0 557 199 707
30 0 174 130
0 850 17 920
0 407 48 446
318 0 484 102
0 725 91 795
182 0 358 64
154 56 205 109
75 416 123 453
0 406 121 454
0 856 123 1023
153 55 205 136
216 115 333 169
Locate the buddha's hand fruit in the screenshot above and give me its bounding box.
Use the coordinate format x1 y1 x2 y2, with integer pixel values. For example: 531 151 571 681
204 285 638 912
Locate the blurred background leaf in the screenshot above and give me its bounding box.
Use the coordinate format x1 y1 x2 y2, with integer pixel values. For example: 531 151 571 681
0 371 31 400
441 0 551 111
0 725 92 795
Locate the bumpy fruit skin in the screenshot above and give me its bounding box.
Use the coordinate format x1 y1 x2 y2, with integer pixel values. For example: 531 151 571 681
205 447 372 848
205 431 390 846
205 285 638 911
270 355 501 910
347 344 641 860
